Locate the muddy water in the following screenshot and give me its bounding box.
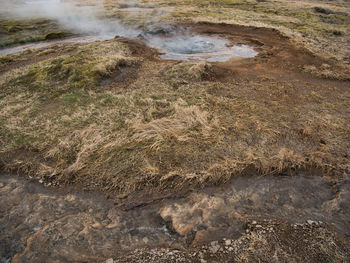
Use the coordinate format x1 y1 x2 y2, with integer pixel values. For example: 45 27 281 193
0 173 349 262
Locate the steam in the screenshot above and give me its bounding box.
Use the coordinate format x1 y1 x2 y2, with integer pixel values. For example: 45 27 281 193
6 0 140 38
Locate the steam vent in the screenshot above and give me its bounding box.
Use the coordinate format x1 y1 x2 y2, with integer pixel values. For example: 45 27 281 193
1 0 350 262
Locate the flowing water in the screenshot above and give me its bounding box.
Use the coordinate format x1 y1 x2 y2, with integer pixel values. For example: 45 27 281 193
1 173 349 261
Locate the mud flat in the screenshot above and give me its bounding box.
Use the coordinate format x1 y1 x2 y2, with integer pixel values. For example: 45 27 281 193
1 173 349 262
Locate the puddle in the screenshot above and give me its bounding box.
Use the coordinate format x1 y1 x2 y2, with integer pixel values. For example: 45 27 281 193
147 35 258 62
0 173 349 261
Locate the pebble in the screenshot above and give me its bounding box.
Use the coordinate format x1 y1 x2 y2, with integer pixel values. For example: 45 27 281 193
91 222 102 229
307 220 315 225
105 258 113 263
225 239 231 246
209 241 220 254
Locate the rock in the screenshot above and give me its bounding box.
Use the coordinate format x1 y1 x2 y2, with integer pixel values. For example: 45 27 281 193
307 220 315 225
225 239 231 246
256 225 262 228
105 258 114 263
91 222 102 229
252 220 257 225
200 259 207 263
209 241 220 254
143 237 149 243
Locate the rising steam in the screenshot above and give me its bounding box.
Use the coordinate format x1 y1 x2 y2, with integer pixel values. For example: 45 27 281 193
4 0 140 38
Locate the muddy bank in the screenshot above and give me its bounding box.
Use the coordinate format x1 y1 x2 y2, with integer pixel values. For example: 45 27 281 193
1 173 349 262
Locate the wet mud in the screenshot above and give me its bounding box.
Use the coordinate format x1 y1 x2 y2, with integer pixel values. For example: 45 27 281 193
1 173 349 262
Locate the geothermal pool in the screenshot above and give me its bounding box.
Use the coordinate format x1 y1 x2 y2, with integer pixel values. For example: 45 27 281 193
147 34 258 62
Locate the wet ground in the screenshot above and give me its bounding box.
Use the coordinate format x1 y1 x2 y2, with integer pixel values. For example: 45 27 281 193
0 31 258 62
1 173 349 262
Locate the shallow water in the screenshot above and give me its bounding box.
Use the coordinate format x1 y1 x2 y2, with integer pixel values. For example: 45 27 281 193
0 35 115 57
0 173 349 261
147 35 258 62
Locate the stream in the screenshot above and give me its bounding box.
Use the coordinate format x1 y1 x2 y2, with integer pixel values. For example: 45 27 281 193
1 173 349 262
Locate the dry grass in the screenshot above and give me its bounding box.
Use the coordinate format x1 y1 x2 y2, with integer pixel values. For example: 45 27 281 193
1 37 349 196
0 1 349 197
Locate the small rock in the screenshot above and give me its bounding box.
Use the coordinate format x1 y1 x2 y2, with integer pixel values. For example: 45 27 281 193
252 220 257 225
209 243 220 254
105 258 113 263
210 241 219 246
143 237 149 243
256 225 262 228
228 247 233 252
39 179 44 184
200 259 207 263
33 227 41 232
91 222 102 229
307 220 315 225
225 239 231 246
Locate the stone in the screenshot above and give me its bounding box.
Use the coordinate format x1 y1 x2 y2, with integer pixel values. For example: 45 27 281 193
252 220 257 225
209 243 220 254
143 237 149 243
105 259 113 263
225 239 231 246
307 220 315 225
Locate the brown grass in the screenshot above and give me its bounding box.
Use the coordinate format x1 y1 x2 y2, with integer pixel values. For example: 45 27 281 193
0 0 349 198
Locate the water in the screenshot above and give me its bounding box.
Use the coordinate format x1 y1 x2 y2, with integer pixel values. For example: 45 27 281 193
0 35 115 57
0 173 349 261
0 31 258 62
147 35 258 62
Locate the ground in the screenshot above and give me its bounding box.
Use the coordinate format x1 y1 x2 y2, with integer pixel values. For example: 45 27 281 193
0 0 349 262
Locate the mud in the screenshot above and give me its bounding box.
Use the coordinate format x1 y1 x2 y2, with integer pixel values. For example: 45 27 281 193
1 173 349 262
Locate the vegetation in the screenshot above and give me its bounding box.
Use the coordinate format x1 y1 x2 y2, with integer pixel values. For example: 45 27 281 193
0 18 71 47
0 0 349 198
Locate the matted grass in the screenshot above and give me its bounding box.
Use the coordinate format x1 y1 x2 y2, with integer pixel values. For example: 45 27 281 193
0 37 349 197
